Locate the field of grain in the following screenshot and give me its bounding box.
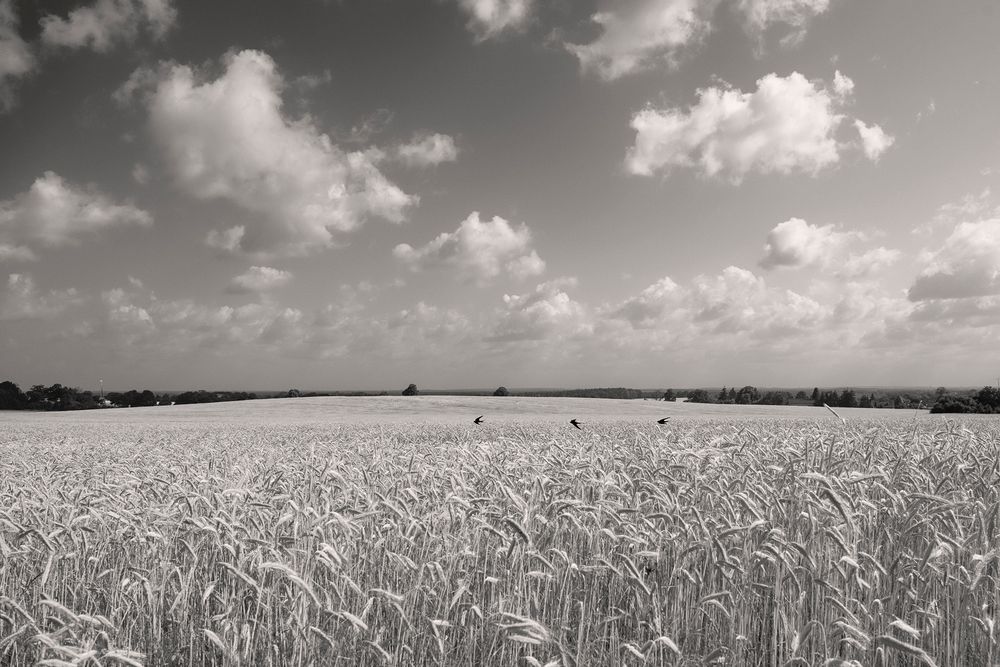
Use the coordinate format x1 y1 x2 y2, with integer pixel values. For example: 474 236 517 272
1 400 998 665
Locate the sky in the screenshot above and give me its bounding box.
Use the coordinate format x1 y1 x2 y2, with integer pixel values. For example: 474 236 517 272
1 0 999 391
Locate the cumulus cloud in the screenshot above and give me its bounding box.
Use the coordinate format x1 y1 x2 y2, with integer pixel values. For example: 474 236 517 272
0 171 151 258
491 278 590 342
738 0 831 45
627 71 887 182
760 217 844 269
124 49 416 258
0 273 80 320
759 217 899 278
0 0 35 111
909 219 1000 300
606 266 827 345
395 133 459 167
394 212 545 285
229 266 293 293
566 0 834 81
40 0 176 51
854 120 894 161
456 0 534 41
566 0 712 81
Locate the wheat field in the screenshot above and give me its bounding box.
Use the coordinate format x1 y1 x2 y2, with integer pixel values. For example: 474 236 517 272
1 406 998 665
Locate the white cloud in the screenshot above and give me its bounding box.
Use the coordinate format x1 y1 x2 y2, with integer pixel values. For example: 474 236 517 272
832 69 854 98
0 273 80 320
206 226 246 254
395 133 459 167
0 0 35 112
457 0 534 41
394 212 545 285
840 246 900 279
0 243 36 262
566 0 712 81
760 217 848 269
759 217 899 278
0 171 151 257
909 219 1000 300
854 120 894 161
229 266 293 293
492 278 590 342
738 0 831 45
627 71 886 182
40 0 176 51
127 49 416 258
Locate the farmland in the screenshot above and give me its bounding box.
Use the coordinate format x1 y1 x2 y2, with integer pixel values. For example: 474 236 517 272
1 398 998 665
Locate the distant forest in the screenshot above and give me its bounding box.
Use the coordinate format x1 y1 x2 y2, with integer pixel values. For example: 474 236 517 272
1 380 997 414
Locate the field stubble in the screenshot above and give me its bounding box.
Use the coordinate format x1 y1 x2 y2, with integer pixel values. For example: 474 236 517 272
1 415 999 665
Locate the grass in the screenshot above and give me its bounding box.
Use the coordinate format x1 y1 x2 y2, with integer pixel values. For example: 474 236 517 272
0 404 997 665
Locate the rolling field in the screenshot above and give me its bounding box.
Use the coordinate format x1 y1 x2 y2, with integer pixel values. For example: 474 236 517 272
1 398 998 665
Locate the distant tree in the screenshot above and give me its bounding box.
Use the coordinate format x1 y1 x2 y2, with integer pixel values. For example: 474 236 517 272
859 393 872 409
662 389 676 402
139 390 157 406
493 386 509 396
893 395 905 409
838 389 858 409
687 389 712 403
717 386 728 402
727 388 737 402
811 387 820 405
935 386 948 399
0 381 26 409
976 386 1000 411
794 390 808 400
759 391 790 406
287 389 301 398
402 383 419 396
931 394 981 414
735 386 759 405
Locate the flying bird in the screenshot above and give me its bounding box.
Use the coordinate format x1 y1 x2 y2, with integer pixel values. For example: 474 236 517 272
569 419 582 430
657 417 670 424
474 415 484 424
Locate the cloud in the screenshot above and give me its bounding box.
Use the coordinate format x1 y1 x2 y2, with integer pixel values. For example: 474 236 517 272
853 120 894 161
491 278 590 342
759 217 899 279
0 171 151 258
566 0 834 81
909 219 1000 300
125 49 416 258
395 133 459 167
0 0 35 112
627 71 886 182
40 0 176 51
456 0 534 41
229 266 293 293
566 0 713 81
394 212 545 284
0 273 80 320
759 217 851 269
738 0 831 45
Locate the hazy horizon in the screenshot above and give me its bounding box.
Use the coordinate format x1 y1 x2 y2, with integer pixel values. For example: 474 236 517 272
2 0 1000 390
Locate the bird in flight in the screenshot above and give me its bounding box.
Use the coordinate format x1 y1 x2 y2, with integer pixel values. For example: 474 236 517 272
474 415 484 424
657 417 670 424
570 419 582 430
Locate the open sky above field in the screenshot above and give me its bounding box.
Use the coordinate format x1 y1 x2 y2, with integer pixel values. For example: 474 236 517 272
1 0 1000 391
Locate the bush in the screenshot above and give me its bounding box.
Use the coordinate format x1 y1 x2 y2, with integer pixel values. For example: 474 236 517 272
493 386 509 397
930 395 981 414
402 384 419 396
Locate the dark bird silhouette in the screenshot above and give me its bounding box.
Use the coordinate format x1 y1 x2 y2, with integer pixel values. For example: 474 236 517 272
474 415 484 424
657 417 670 424
569 419 582 430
